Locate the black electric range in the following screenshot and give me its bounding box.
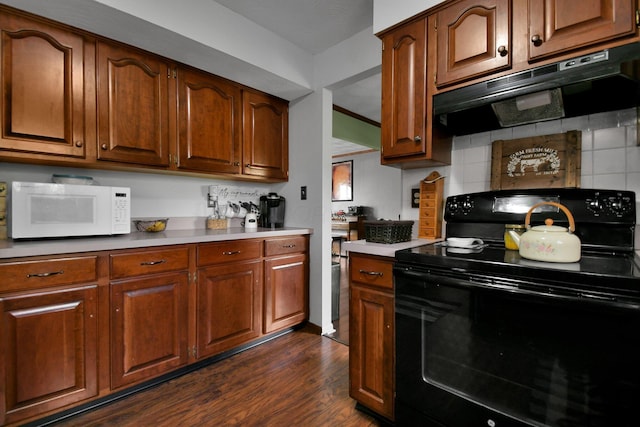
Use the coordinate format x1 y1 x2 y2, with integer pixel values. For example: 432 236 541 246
394 188 640 427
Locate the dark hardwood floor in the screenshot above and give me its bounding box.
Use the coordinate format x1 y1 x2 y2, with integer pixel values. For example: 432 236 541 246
51 325 380 427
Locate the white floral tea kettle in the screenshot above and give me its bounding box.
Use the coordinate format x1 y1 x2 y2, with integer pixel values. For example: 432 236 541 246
507 201 581 263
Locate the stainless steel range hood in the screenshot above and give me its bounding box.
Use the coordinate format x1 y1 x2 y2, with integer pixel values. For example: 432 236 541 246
433 43 640 136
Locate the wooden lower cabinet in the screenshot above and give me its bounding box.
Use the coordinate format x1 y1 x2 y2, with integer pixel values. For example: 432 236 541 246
0 234 309 425
264 253 308 333
110 272 188 389
349 253 395 421
196 260 263 359
108 247 189 389
263 236 309 333
0 285 98 425
0 255 98 425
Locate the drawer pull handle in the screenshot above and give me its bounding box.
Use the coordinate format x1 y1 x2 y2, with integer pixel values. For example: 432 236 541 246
27 270 64 278
223 250 241 255
359 269 383 277
282 244 296 248
141 260 166 266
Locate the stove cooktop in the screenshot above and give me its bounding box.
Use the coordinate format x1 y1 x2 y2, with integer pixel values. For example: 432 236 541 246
395 243 640 298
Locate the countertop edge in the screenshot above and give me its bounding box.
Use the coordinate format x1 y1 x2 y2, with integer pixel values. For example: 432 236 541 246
0 227 314 259
343 238 440 258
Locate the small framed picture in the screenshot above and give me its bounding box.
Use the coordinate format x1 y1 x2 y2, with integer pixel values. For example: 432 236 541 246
332 160 353 201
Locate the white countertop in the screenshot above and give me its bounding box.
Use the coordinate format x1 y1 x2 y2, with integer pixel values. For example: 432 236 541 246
0 227 313 259
343 238 440 258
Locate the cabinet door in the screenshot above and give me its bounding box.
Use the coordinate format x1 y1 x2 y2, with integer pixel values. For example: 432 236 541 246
96 41 170 166
380 18 427 159
263 253 308 333
110 272 188 389
177 68 242 174
0 13 86 158
435 0 510 87
0 285 98 425
349 285 394 420
196 260 262 359
528 0 635 60
242 91 289 180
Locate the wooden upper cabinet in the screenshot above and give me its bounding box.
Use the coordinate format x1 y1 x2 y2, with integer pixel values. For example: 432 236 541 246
0 13 87 158
380 18 428 159
242 91 289 181
96 41 170 167
177 68 242 174
528 0 636 61
435 0 511 87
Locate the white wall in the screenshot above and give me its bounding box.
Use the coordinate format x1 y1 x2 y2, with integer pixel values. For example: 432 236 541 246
331 151 402 221
372 0 442 33
0 162 273 219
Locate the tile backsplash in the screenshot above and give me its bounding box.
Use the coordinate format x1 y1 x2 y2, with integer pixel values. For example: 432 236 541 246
403 107 640 229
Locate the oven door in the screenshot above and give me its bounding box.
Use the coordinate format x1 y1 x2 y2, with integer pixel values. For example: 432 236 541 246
394 265 640 427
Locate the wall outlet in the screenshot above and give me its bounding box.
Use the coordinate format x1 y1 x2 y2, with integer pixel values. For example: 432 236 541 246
301 186 307 200
411 188 420 208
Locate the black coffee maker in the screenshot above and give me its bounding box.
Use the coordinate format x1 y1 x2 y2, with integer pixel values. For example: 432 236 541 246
259 193 285 228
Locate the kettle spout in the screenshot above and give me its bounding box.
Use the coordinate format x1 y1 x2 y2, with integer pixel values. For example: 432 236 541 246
506 229 521 249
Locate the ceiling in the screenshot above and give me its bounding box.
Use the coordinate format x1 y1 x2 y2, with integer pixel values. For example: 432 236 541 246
214 0 381 155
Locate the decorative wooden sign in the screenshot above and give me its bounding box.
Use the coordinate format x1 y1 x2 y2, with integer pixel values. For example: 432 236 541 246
491 130 581 190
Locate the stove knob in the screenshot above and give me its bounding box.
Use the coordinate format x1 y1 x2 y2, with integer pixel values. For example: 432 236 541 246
606 195 631 217
586 198 603 216
460 198 474 214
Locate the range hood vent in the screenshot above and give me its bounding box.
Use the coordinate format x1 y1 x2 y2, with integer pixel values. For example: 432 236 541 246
434 44 640 136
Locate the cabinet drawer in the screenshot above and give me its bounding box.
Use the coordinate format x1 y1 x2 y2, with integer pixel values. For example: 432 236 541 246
0 256 97 293
197 239 262 266
110 247 189 280
264 235 307 256
350 255 393 290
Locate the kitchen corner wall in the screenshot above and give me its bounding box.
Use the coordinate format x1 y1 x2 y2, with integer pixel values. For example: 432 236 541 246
401 107 640 234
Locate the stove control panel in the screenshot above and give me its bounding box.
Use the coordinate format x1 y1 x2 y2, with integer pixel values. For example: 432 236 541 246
445 189 636 224
585 191 634 217
446 195 475 216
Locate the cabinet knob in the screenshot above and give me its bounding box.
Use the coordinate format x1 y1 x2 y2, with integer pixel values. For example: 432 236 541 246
101 144 107 150
233 161 240 166
497 45 508 56
531 34 543 46
413 135 422 142
75 140 83 147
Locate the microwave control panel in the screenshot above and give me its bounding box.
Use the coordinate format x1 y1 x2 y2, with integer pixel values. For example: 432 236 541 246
112 187 131 233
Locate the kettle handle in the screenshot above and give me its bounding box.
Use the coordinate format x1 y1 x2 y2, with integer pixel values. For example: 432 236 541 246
524 201 576 233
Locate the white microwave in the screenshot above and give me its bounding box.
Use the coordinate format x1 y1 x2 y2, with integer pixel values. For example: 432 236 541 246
10 181 131 239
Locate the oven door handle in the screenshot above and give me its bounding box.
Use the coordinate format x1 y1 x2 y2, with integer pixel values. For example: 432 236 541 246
395 267 640 310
